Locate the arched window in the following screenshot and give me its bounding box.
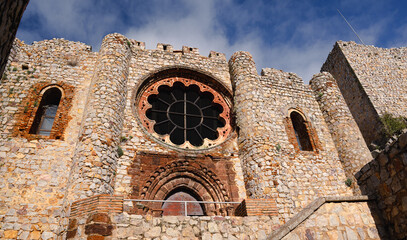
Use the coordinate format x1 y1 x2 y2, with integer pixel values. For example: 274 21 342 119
290 111 313 151
161 187 205 216
29 87 62 136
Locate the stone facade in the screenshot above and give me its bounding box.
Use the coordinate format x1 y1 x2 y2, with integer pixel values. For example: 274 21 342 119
357 130 407 239
322 41 407 146
1 34 406 239
280 200 383 240
310 72 372 194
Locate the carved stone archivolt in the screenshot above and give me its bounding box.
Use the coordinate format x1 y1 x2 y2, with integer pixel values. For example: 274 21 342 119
138 160 232 215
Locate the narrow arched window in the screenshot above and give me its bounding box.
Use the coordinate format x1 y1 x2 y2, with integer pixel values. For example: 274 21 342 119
29 87 62 136
290 111 313 151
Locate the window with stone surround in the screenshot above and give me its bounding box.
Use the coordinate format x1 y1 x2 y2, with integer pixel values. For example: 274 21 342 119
13 82 75 140
137 69 232 150
284 109 320 152
29 87 62 136
290 111 313 151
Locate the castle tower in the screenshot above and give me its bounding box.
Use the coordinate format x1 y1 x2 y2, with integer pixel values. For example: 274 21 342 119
310 72 372 193
229 51 279 199
230 52 354 222
68 33 132 200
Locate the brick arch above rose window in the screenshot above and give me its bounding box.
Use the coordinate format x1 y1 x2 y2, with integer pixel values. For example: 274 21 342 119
140 160 230 202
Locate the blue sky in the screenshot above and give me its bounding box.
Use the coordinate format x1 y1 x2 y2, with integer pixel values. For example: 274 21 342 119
17 0 407 82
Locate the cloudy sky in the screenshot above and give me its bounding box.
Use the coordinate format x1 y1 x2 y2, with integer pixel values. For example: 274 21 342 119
16 0 407 83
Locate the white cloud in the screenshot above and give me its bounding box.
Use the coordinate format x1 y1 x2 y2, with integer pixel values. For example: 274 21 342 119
17 0 398 83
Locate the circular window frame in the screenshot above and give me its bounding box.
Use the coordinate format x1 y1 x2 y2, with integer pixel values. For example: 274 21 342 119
137 77 232 150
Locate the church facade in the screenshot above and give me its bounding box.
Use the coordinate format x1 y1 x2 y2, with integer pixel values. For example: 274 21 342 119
0 34 406 239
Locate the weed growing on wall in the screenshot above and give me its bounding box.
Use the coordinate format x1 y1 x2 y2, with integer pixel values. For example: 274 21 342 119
380 113 407 137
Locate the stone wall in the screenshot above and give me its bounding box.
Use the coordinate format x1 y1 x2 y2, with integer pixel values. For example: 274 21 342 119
229 52 353 222
68 213 280 240
356 131 407 239
334 41 407 118
113 36 246 202
322 41 384 146
0 38 97 239
310 72 372 194
277 200 383 240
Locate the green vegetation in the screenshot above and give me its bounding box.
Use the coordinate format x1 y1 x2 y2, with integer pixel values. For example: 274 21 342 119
275 143 281 152
117 146 124 157
380 113 407 137
345 178 352 187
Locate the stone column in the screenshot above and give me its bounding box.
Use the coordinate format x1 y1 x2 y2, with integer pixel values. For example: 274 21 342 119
68 33 132 200
229 51 278 199
310 72 372 193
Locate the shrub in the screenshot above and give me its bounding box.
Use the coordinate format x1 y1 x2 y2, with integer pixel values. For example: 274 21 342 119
380 113 407 137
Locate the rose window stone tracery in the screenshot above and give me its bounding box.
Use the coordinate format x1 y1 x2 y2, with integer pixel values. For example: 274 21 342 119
138 77 231 149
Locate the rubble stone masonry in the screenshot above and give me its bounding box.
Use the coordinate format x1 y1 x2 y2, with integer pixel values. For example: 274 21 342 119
310 72 372 194
230 52 352 223
322 41 407 146
0 38 97 239
1 35 403 239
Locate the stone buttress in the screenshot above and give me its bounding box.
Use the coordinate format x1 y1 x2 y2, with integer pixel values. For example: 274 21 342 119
67 33 131 201
310 72 372 194
229 52 280 200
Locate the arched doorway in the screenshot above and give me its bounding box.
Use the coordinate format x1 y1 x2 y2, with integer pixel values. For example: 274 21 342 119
162 187 205 216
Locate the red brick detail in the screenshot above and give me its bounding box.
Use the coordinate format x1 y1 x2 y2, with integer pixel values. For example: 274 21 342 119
128 151 240 216
84 213 113 238
66 218 78 239
87 236 105 240
12 81 75 140
70 195 123 218
235 199 278 216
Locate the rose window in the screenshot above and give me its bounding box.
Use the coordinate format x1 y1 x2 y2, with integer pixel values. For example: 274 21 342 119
138 78 231 149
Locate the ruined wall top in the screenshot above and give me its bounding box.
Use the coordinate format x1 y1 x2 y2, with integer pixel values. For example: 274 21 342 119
325 40 407 118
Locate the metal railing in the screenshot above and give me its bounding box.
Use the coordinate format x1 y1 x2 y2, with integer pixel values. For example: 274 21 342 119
124 199 241 216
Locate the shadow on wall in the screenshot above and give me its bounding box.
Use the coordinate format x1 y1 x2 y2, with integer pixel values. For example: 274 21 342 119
356 131 407 239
